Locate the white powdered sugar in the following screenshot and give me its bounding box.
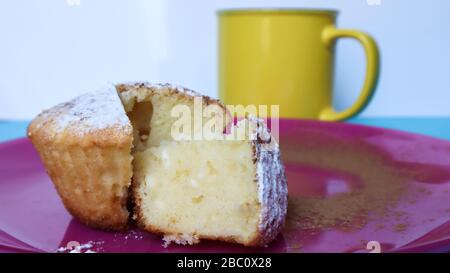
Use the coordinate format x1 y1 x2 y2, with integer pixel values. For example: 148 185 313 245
56 86 129 132
56 241 97 253
122 230 145 240
239 116 272 142
120 82 204 99
36 86 130 135
252 118 288 245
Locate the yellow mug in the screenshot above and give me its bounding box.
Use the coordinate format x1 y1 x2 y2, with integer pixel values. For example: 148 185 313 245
218 9 380 121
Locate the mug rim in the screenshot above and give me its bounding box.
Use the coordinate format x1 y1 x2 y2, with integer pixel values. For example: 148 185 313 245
217 8 338 16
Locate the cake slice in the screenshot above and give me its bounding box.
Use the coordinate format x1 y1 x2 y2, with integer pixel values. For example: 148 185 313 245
28 82 288 247
27 87 134 230
131 118 287 247
28 83 227 231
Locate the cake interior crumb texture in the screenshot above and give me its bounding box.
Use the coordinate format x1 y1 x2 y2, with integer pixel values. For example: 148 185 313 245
119 85 264 246
134 140 260 244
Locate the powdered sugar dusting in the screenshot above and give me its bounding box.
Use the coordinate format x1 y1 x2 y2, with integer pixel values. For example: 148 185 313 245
120 82 204 98
252 117 288 245
237 116 272 142
56 241 102 253
36 86 129 135
122 230 145 240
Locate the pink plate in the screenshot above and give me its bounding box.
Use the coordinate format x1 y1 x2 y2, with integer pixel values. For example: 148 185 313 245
0 119 449 253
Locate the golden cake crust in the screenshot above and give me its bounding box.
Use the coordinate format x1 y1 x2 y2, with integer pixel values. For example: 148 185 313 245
28 87 133 230
116 82 228 111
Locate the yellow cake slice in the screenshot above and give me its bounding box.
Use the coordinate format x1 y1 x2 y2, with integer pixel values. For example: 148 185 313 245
28 87 134 230
28 82 288 246
131 117 287 246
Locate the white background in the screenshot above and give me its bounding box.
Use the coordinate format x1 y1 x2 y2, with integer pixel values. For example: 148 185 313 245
1 0 449 119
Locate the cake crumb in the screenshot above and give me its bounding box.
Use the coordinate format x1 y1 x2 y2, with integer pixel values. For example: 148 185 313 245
162 234 200 248
57 241 96 253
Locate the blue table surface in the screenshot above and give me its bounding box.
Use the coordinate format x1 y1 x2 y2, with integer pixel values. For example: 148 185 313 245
1 118 450 143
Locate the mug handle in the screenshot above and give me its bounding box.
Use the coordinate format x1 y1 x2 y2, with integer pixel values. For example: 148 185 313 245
319 26 380 121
